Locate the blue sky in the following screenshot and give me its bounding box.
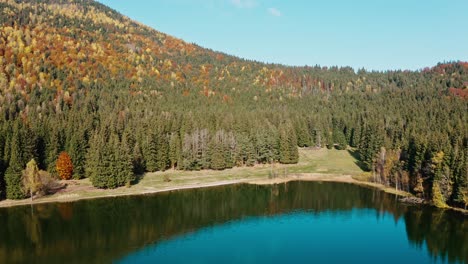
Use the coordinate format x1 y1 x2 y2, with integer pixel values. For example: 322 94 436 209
97 0 468 71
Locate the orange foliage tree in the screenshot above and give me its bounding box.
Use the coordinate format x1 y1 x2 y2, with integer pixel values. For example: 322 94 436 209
56 152 73 180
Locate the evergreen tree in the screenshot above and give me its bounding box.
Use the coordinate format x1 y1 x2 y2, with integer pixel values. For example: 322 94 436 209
0 170 4 199
145 133 158 172
333 128 347 150
279 122 298 164
85 133 101 180
155 132 169 171
210 136 226 170
132 142 145 175
296 120 311 147
46 127 63 176
68 130 87 179
234 133 256 166
169 133 181 169
359 124 383 171
0 131 5 199
89 134 115 188
5 125 25 199
119 132 135 185
21 126 38 165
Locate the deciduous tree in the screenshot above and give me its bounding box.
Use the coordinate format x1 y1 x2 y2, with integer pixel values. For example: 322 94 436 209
56 151 73 180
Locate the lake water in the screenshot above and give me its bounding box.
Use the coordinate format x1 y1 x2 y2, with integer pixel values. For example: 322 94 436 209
0 182 466 263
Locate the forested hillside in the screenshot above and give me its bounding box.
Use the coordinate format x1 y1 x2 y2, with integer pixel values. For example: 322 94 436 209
0 0 466 208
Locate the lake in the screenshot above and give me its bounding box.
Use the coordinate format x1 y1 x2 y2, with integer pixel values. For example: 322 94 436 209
0 182 466 263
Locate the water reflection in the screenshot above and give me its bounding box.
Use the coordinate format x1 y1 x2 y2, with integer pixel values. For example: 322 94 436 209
0 182 466 263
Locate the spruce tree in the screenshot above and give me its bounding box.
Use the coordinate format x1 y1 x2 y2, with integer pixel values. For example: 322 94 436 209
288 124 299 163
68 130 87 179
145 133 158 172
21 126 38 165
0 170 4 199
85 133 101 180
5 125 25 200
89 135 115 189
279 122 299 164
119 132 135 185
46 127 62 176
169 133 181 169
155 132 169 171
333 128 347 150
132 142 145 175
0 132 5 199
296 121 311 147
210 137 226 170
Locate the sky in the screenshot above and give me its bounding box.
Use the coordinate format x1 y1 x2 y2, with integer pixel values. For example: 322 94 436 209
96 0 468 71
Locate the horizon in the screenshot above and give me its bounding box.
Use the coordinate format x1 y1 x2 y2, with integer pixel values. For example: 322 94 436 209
96 0 468 71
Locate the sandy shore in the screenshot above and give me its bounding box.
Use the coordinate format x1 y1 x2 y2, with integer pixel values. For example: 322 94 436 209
0 173 412 208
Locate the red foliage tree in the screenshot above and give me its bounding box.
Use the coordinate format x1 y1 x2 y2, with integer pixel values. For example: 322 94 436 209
56 151 73 180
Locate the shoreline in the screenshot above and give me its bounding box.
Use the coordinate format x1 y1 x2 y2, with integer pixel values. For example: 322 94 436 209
0 173 412 209
0 173 466 214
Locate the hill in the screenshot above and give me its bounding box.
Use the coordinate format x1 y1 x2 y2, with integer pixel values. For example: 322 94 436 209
0 0 466 208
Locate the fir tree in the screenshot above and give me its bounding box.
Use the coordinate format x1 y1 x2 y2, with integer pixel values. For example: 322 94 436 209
68 130 87 179
145 133 158 172
21 126 38 165
132 142 145 175
333 128 347 150
46 127 63 176
169 133 181 169
155 133 169 171
5 125 25 199
279 122 298 164
0 131 5 199
119 132 135 185
210 137 226 170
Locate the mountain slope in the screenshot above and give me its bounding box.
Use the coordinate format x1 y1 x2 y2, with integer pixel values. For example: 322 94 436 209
2 0 465 101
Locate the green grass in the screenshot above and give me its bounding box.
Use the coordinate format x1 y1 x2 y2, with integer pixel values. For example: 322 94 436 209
288 148 364 175
0 148 365 207
138 148 364 189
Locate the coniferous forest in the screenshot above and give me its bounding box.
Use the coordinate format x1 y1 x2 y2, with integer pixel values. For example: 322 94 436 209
0 0 466 208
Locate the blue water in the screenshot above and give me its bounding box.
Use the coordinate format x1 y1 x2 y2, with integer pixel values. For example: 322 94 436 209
118 209 450 264
1 182 465 263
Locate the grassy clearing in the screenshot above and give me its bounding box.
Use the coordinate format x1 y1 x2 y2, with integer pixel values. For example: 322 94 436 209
0 148 365 207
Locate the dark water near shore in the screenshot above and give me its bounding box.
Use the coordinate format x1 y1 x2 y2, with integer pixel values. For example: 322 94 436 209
0 182 466 263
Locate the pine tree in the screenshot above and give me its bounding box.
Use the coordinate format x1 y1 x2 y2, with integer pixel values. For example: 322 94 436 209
234 133 255 166
210 137 226 170
0 131 5 199
333 128 347 150
5 125 25 200
0 169 4 199
85 133 101 180
119 132 135 185
169 133 181 169
145 133 158 172
156 132 169 171
296 121 311 147
68 130 87 179
279 122 298 164
359 124 383 171
132 142 145 175
46 127 62 176
21 126 38 165
89 134 115 188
